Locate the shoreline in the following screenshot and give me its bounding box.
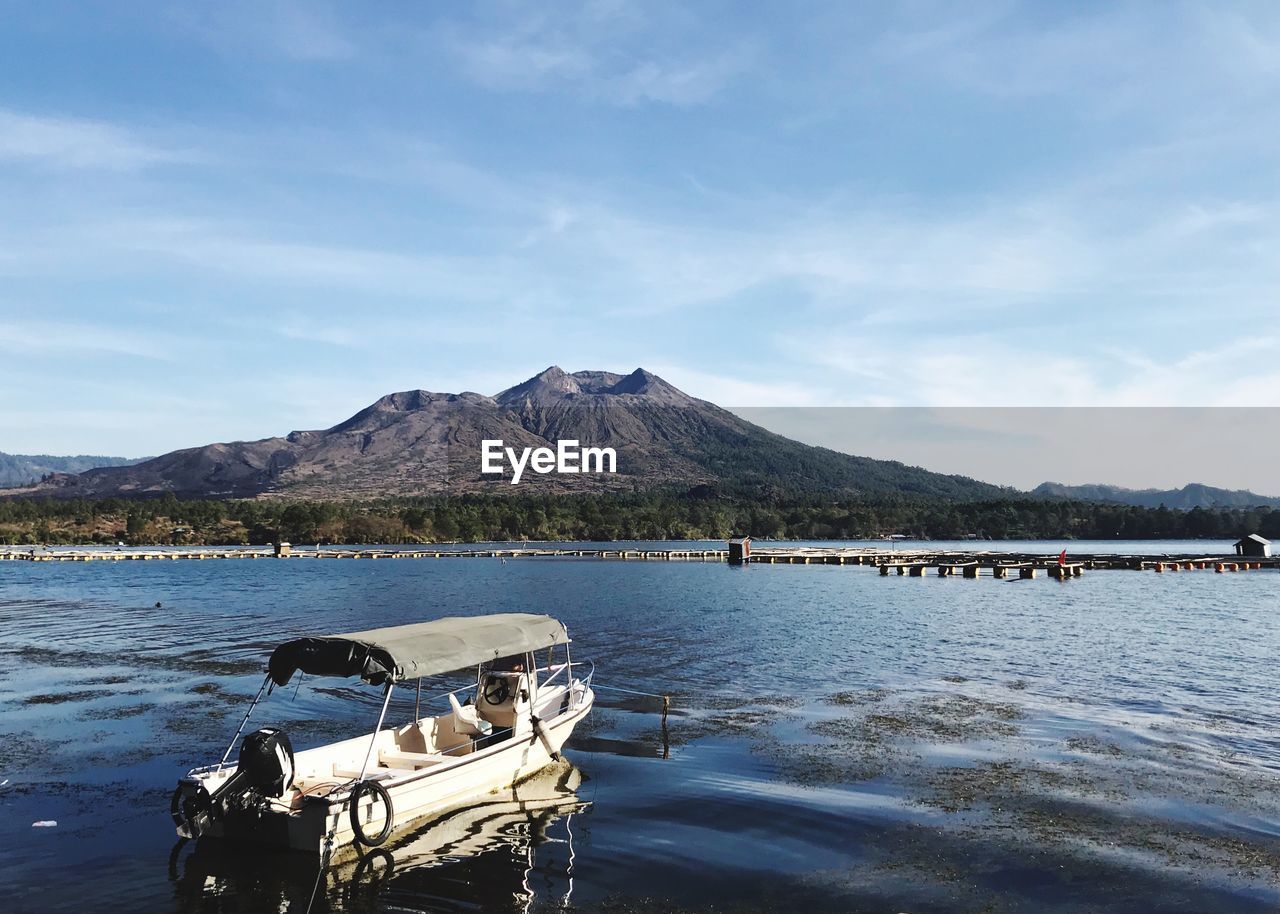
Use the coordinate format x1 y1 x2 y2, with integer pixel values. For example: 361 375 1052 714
4 542 1274 573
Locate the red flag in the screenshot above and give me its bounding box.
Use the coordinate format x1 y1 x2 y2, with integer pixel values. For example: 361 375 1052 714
1058 549 1067 566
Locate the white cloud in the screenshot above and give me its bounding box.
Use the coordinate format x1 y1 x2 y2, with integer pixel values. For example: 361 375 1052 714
597 48 751 106
867 2 1280 117
518 205 579 248
442 4 751 106
647 365 831 408
457 34 592 88
263 2 356 61
799 333 1280 407
276 314 358 347
172 0 356 62
0 318 180 361
512 193 1095 318
0 109 188 170
87 219 521 301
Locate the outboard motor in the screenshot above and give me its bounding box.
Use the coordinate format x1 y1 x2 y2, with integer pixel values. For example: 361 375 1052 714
174 728 294 839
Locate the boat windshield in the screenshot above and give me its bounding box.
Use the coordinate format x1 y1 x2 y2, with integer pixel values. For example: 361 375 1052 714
485 654 528 673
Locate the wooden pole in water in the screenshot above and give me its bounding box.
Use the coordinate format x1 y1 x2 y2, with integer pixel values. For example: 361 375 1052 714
661 695 671 760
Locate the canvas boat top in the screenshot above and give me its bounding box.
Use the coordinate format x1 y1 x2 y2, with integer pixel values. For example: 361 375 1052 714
267 613 570 686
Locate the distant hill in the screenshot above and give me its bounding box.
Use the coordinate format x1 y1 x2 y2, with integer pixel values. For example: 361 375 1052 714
2 367 1008 502
1032 481 1280 510
0 452 143 488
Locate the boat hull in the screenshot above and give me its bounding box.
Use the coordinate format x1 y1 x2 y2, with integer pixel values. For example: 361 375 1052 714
182 687 593 854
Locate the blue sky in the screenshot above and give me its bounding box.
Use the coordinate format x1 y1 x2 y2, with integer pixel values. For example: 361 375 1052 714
2 1 1279 462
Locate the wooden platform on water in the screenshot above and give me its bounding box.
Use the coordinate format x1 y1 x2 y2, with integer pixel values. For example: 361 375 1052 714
2 545 1275 576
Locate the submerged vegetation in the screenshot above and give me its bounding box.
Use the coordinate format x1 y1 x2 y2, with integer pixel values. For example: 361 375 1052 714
1 490 1277 546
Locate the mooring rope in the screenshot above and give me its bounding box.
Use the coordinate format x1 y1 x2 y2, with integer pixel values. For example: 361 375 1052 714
590 683 667 699
590 683 671 728
305 828 336 914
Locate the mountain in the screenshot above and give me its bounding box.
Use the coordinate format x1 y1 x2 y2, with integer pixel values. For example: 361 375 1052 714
1032 481 1280 510
2 367 1006 501
0 452 144 488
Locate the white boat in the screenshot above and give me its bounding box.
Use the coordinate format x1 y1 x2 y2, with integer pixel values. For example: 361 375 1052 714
173 761 589 910
171 613 595 856
362 759 587 872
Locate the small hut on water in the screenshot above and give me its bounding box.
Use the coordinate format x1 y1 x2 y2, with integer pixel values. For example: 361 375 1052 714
1234 534 1272 558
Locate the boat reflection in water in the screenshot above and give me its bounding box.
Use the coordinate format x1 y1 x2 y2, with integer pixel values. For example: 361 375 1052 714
170 761 589 913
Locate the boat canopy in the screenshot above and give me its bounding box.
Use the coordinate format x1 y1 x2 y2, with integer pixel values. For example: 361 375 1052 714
266 613 569 686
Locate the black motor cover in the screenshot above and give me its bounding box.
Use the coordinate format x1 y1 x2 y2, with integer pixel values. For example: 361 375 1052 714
175 728 295 839
220 727 295 801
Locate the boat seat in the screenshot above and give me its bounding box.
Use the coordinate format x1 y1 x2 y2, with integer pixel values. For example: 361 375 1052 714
331 765 396 781
378 749 443 770
449 693 493 738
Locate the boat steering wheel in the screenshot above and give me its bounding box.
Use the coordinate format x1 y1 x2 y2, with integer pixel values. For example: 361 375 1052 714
482 675 511 705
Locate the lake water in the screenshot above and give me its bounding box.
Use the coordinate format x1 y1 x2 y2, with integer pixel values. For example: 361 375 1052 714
2 541 1278 912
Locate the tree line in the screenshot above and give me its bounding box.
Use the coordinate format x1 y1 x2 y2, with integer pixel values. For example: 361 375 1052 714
0 491 1276 546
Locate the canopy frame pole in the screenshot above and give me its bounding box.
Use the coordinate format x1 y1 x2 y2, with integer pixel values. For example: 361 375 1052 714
414 678 422 723
218 672 272 771
357 681 395 783
564 640 575 706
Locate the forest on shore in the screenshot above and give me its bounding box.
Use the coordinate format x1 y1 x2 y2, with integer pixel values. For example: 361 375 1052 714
1 491 1276 546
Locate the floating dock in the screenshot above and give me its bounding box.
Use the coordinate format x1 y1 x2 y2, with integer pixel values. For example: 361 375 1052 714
1 545 1275 576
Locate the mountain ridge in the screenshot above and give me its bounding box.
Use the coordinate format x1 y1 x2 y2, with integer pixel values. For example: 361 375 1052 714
2 367 1006 502
1032 481 1280 510
0 452 144 488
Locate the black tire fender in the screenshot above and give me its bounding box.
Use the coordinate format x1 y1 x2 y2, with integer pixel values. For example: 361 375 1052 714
349 780 394 847
170 785 187 828
171 783 213 835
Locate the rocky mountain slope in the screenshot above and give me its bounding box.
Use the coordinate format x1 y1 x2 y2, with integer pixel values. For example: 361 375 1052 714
6 367 1007 501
